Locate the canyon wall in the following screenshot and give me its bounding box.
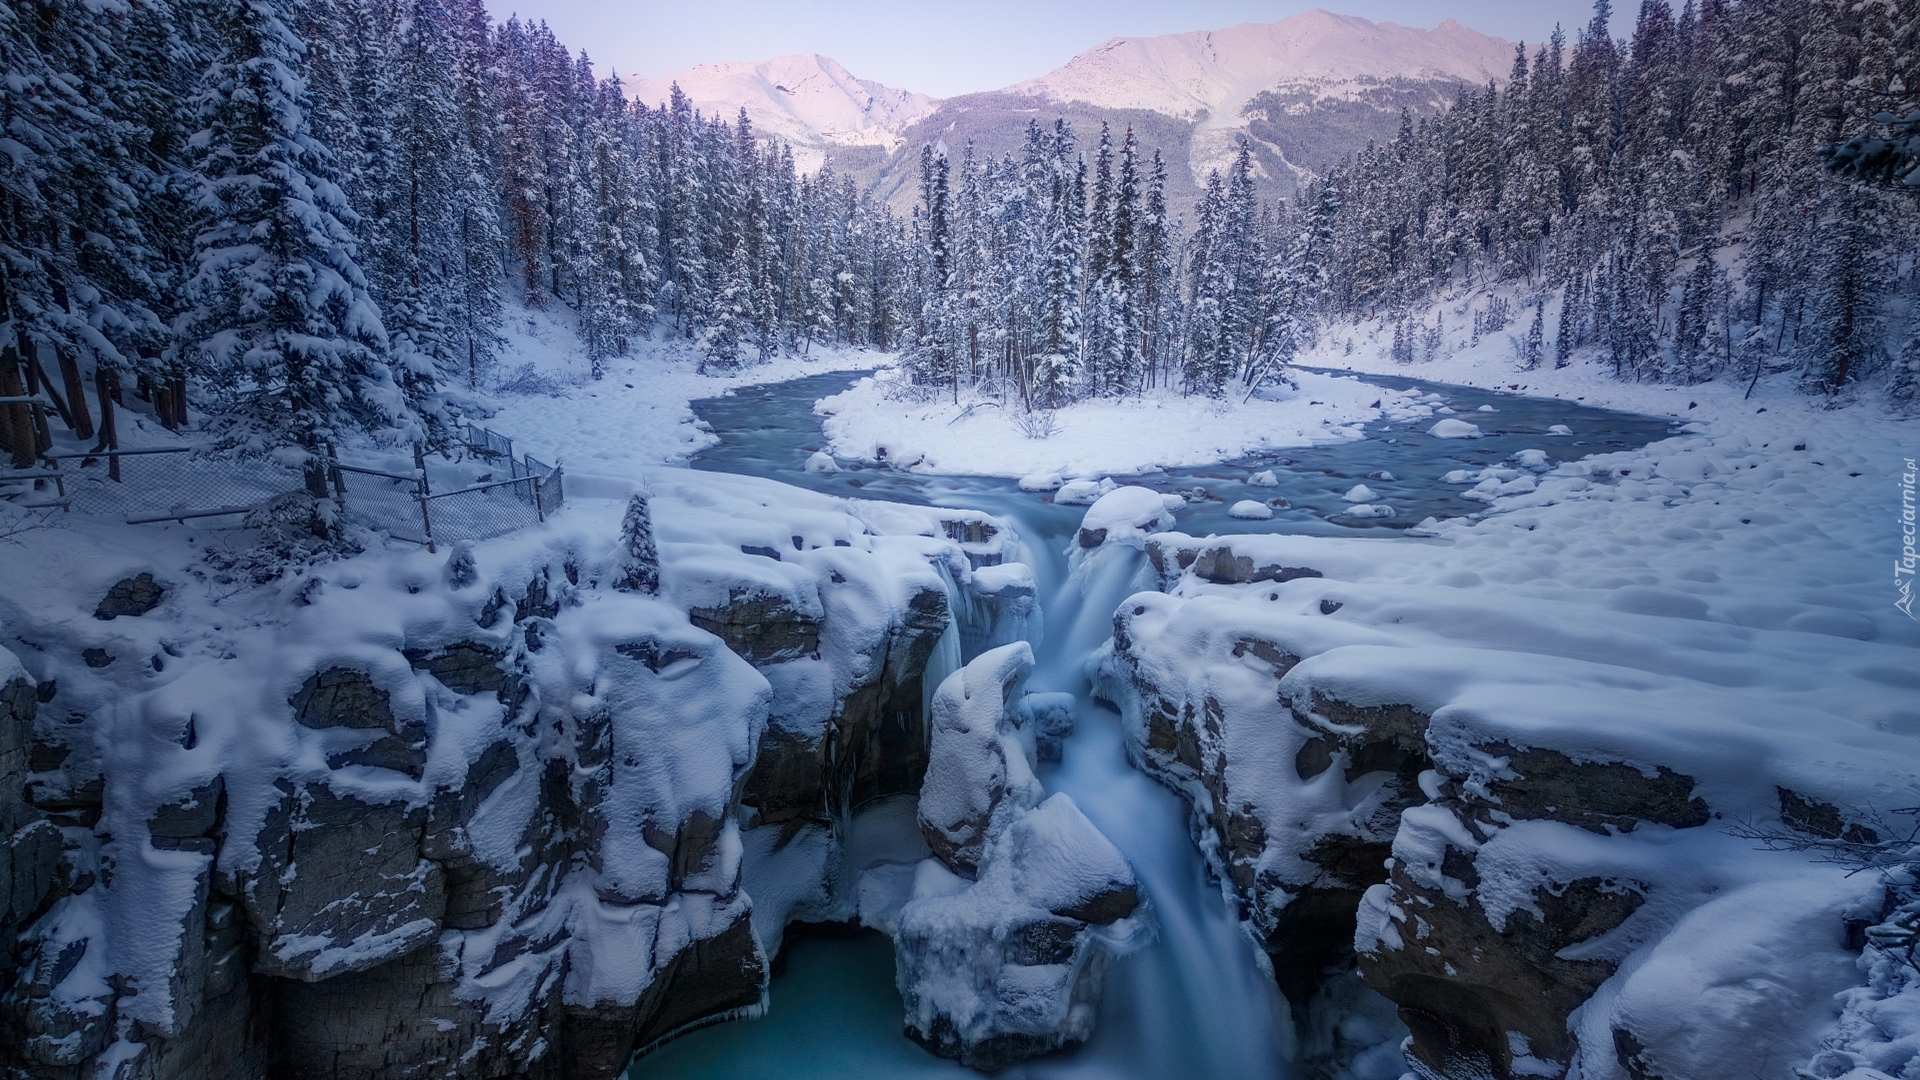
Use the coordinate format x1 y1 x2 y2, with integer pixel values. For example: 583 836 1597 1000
1096 529 1908 1080
0 471 1020 1079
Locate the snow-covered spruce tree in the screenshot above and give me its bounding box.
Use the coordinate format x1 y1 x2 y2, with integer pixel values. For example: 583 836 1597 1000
1183 170 1231 397
367 0 470 429
1555 277 1580 368
1246 181 1333 393
180 0 405 496
1136 150 1175 389
906 144 960 392
1091 127 1142 396
613 491 659 594
0 0 170 413
1218 142 1262 386
1803 190 1883 397
447 0 504 389
1520 299 1545 370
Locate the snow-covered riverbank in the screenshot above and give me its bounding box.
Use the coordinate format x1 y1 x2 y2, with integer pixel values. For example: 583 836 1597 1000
812 367 1430 479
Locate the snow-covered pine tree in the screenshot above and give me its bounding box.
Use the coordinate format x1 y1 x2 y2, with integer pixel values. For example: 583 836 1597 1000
1804 190 1882 396
1183 170 1231 397
0 0 169 425
613 492 659 593
1555 279 1577 368
448 0 504 389
181 0 404 495
1137 151 1173 389
372 0 471 427
1521 299 1545 370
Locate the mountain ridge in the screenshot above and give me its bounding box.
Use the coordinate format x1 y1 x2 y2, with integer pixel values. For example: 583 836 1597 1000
630 10 1516 207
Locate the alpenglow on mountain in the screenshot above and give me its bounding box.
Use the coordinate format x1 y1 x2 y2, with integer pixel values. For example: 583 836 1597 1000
627 53 938 165
631 9 1514 206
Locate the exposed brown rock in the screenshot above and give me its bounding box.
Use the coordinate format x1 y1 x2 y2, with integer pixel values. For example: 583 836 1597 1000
689 590 821 665
1477 742 1709 833
94 572 165 619
1362 863 1646 1078
1778 786 1880 844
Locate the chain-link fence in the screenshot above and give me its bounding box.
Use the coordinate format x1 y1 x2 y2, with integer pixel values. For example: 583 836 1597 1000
53 448 295 522
2 421 562 548
464 423 515 462
332 437 564 546
414 472 554 545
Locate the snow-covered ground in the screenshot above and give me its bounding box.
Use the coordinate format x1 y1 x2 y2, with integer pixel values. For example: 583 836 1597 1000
481 305 878 480
814 367 1429 480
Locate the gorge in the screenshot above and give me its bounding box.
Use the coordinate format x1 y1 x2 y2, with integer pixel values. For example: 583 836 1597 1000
6 367 1902 1080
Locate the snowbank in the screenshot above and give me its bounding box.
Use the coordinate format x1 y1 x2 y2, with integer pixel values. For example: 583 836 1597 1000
814 367 1427 478
482 303 878 477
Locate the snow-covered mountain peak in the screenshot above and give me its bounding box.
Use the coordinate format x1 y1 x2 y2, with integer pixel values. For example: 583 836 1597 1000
627 54 938 152
1009 9 1514 125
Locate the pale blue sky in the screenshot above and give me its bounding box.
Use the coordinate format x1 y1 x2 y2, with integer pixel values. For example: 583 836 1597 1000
487 1 1631 98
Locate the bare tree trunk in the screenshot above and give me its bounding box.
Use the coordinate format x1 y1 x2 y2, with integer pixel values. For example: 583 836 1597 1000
23 345 74 431
58 346 92 439
94 368 120 481
0 348 32 469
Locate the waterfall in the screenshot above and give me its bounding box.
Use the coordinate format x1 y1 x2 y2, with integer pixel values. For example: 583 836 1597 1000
987 501 1297 1080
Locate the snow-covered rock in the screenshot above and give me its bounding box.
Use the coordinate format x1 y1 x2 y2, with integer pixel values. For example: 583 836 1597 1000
1098 443 1920 1080
0 467 1023 1080
804 450 839 473
1229 500 1274 520
1052 477 1114 505
1341 483 1377 502
895 794 1147 1069
1427 418 1483 438
1018 472 1063 492
1076 486 1176 549
1248 469 1279 487
917 643 1044 873
895 646 1145 1069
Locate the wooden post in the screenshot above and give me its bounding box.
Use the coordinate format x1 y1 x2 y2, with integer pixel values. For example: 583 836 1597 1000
94 368 120 481
59 349 92 441
29 400 51 456
168 373 187 428
1 348 32 470
414 443 435 553
154 381 175 431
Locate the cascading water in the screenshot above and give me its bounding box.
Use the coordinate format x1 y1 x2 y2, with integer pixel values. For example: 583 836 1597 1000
633 370 1675 1080
983 512 1295 1080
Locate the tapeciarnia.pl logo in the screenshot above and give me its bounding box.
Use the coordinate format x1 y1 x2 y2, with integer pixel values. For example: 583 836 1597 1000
1900 457 1917 620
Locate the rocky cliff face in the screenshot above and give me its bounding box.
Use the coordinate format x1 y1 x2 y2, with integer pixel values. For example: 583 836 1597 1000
1095 531 1908 1080
0 470 1023 1079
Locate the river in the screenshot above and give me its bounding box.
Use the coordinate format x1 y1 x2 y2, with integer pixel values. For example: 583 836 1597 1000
631 370 1676 1080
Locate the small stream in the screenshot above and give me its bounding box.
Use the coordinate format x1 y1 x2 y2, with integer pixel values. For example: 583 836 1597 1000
633 370 1676 1080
